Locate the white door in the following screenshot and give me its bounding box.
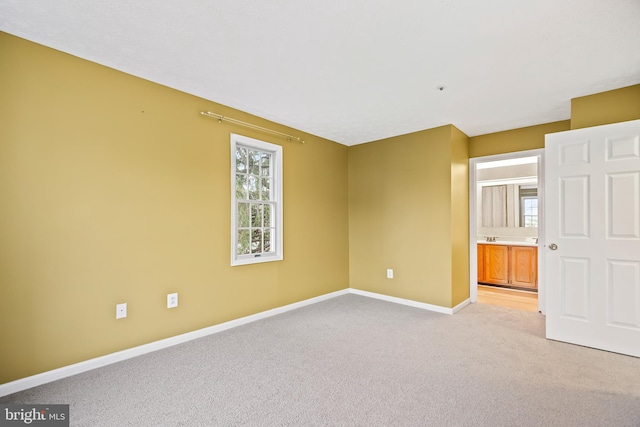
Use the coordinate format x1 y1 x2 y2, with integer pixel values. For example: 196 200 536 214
545 119 640 357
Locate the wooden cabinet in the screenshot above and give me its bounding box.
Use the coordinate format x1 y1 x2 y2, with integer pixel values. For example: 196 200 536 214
510 246 537 289
482 244 510 285
477 244 537 289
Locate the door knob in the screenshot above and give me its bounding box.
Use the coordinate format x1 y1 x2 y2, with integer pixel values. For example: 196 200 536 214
549 243 558 250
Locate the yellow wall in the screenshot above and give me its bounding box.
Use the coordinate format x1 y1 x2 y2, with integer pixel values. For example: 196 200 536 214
0 33 349 383
450 126 470 306
571 84 640 129
468 120 570 158
348 126 469 308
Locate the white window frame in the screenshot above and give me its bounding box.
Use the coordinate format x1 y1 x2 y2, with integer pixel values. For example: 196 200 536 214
230 133 283 266
520 195 538 228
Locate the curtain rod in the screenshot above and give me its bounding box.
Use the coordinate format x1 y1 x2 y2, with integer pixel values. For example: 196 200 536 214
200 111 305 144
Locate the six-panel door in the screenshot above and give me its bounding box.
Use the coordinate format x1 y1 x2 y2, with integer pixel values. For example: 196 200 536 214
545 119 640 357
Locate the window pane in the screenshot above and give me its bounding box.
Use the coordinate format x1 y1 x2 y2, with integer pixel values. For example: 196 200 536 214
524 199 538 215
261 178 271 201
251 229 262 253
263 229 271 252
521 197 538 227
235 147 247 173
248 176 259 200
251 204 262 228
238 203 250 228
260 153 271 176
524 216 538 227
249 150 260 175
263 204 272 227
236 174 247 199
237 229 250 255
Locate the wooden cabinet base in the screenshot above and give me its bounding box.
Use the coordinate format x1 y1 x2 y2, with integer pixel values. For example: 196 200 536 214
477 244 537 289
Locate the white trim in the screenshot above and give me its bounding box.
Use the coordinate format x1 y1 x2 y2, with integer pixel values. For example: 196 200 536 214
349 289 469 315
476 155 539 169
536 150 546 314
0 288 469 397
0 289 349 397
452 298 472 313
469 158 479 303
469 148 545 313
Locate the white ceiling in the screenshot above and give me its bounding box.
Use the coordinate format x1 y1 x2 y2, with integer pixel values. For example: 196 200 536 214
1 0 639 146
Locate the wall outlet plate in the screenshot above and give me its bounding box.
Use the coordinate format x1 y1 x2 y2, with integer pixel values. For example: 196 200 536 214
167 293 178 308
116 303 127 319
386 269 394 279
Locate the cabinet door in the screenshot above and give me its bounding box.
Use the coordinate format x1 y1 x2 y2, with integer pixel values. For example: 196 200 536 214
510 246 537 289
483 244 510 285
477 244 485 282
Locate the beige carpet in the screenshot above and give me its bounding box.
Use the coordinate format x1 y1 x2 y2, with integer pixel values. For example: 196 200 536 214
2 294 640 426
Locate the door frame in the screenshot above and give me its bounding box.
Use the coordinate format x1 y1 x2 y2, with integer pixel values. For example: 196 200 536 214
468 148 546 313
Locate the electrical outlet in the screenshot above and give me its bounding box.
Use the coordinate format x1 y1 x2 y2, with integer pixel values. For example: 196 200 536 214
387 269 394 279
116 303 127 319
167 293 178 308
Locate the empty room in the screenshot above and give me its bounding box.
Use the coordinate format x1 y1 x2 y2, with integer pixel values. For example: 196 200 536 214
1 1 640 425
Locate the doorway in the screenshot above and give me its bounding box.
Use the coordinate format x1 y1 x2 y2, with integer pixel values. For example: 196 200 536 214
469 149 545 313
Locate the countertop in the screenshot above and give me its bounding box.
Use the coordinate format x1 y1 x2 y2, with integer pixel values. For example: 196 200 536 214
477 240 538 247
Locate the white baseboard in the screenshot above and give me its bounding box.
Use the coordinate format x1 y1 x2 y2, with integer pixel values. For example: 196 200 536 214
452 298 471 313
0 289 349 397
0 287 470 397
349 288 470 315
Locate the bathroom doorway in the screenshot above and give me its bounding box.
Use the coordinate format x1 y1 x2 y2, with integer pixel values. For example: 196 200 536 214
469 149 544 313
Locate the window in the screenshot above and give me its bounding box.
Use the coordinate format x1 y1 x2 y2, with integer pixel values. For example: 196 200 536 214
231 134 283 266
520 187 538 228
